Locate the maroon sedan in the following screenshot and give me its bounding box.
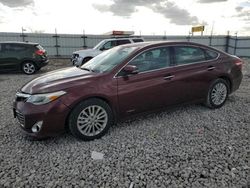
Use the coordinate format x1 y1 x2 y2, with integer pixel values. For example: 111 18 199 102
13 41 243 140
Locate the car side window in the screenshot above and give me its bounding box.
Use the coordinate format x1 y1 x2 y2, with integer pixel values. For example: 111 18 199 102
205 49 219 60
5 44 27 52
0 44 2 52
117 40 131 45
132 39 144 43
102 41 116 50
128 47 171 73
174 46 206 65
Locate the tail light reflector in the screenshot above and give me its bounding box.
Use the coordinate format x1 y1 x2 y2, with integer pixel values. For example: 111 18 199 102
35 50 45 56
234 60 243 70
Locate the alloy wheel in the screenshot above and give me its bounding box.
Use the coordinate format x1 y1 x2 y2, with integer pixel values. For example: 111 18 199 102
77 105 108 136
211 82 228 106
23 63 36 74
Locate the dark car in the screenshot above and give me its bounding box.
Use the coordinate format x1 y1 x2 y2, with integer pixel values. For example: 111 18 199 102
13 41 243 140
0 42 48 74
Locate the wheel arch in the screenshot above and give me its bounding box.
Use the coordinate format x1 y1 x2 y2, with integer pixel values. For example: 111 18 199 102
64 96 117 131
20 59 37 69
82 56 93 63
218 75 232 93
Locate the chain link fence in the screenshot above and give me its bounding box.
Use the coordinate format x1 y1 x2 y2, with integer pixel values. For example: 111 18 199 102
0 32 249 58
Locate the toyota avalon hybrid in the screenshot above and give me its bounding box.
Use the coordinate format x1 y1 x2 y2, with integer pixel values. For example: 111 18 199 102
13 41 243 140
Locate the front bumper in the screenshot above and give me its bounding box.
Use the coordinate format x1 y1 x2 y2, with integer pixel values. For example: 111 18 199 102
71 54 79 65
13 98 70 138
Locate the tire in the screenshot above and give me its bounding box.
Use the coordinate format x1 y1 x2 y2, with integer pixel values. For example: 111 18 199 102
81 57 92 66
205 78 229 109
68 98 113 141
22 62 37 75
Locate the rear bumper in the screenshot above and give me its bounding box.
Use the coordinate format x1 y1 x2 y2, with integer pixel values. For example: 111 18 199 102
231 71 243 93
35 59 49 68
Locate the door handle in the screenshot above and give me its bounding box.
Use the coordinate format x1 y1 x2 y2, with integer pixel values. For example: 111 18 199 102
164 75 174 80
207 66 215 71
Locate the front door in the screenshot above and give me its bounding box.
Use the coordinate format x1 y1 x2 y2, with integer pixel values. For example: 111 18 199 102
116 46 187 117
0 44 19 71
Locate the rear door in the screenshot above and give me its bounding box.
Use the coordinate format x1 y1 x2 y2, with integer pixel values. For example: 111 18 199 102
171 45 220 102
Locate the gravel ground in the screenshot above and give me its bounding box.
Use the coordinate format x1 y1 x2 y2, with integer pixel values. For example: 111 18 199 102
0 58 249 188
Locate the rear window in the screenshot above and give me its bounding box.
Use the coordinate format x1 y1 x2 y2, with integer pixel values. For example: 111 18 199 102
36 45 44 50
132 39 144 43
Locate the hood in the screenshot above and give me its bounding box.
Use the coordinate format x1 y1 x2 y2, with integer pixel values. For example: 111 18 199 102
74 49 102 57
21 67 95 94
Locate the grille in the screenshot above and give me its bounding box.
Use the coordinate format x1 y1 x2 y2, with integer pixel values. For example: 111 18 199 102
73 54 79 58
72 53 79 59
16 111 25 126
16 96 28 102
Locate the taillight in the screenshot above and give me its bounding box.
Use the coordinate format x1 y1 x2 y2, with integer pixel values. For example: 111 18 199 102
234 60 243 70
35 49 45 56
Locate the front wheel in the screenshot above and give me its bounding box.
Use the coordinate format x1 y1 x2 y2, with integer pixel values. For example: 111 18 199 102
68 98 114 141
22 62 37 75
205 78 229 109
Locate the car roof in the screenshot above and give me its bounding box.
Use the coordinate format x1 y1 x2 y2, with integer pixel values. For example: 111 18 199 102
119 41 223 52
0 41 39 46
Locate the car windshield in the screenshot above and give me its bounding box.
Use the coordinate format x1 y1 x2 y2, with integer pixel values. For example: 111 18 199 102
81 46 137 73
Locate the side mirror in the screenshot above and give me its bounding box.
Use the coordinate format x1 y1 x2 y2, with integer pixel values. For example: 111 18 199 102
123 65 139 75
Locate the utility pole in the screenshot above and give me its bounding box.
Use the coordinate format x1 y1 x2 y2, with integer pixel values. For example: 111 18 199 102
163 30 167 40
234 32 238 55
21 27 26 42
209 21 214 46
81 29 87 49
53 28 60 56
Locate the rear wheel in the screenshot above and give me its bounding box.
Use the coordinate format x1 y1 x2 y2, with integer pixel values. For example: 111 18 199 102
68 98 113 141
22 62 36 75
205 78 229 108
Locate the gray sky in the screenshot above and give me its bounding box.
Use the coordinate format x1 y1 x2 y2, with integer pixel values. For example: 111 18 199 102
0 0 249 35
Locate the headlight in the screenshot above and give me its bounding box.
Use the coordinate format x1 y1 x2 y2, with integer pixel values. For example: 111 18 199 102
26 91 66 105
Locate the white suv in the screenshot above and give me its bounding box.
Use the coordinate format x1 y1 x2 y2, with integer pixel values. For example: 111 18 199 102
71 37 144 66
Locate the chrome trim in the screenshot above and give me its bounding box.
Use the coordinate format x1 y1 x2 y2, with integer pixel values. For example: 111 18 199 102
16 110 25 127
16 92 31 98
164 75 175 80
207 66 215 71
114 44 220 78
